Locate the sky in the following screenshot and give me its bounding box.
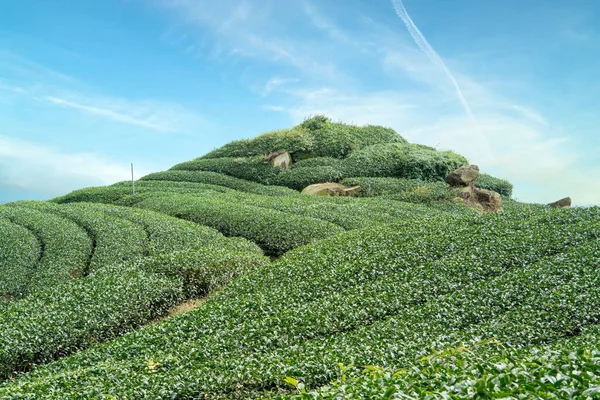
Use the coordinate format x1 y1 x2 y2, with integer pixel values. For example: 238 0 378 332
0 0 598 205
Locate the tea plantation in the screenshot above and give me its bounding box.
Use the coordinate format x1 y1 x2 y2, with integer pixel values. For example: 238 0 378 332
0 116 597 399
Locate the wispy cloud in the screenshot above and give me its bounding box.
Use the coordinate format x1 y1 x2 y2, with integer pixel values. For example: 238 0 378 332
0 135 142 196
391 0 475 123
42 95 199 133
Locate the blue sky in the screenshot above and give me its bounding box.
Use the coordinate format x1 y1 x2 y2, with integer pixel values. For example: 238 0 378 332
0 0 598 204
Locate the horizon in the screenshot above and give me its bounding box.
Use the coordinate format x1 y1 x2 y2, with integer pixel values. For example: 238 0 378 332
1 0 599 205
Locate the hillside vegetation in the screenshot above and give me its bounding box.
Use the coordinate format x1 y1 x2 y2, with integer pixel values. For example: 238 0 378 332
0 116 597 399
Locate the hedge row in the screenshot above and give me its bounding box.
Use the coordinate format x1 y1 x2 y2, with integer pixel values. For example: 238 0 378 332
80 202 262 256
3 208 597 397
342 142 468 181
203 127 315 159
171 143 469 192
476 172 514 197
133 193 344 256
274 166 343 191
0 206 92 295
140 170 296 196
283 326 600 399
291 157 343 169
170 156 282 185
202 116 406 161
0 217 39 299
54 180 449 232
340 177 452 203
0 248 268 380
297 115 407 159
12 202 148 272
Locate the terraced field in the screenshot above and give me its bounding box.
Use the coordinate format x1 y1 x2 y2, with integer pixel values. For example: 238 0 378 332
0 116 597 398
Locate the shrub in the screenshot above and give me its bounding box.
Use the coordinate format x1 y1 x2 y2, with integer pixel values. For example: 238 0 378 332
12 202 148 272
476 173 513 197
274 166 344 191
342 143 468 181
3 208 599 397
170 156 282 185
134 193 344 256
297 115 407 158
139 248 269 299
0 217 39 298
140 170 295 196
0 206 92 294
292 157 343 169
0 262 181 379
202 127 314 159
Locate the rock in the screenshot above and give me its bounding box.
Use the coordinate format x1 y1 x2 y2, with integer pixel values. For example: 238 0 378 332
450 185 502 213
548 197 571 209
302 182 361 197
445 165 480 187
265 151 292 169
475 188 503 212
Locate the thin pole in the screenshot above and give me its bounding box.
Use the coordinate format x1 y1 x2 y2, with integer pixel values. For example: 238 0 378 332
131 163 135 195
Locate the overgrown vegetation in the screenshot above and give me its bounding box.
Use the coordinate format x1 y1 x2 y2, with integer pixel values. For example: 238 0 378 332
2 116 588 399
476 172 514 197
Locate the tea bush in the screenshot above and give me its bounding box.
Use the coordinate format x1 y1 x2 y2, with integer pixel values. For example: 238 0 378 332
0 206 92 294
202 127 314 159
274 166 343 191
0 202 266 379
134 193 344 255
201 116 406 161
0 217 39 298
341 177 449 198
11 202 148 271
476 172 514 197
140 170 295 196
170 156 282 185
342 143 468 180
3 208 598 398
297 116 407 159
292 157 343 169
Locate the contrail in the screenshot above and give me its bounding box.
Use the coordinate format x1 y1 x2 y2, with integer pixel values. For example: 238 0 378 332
391 0 476 123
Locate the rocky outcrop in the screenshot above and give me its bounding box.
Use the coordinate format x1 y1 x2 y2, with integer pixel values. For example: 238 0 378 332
265 151 292 169
445 165 480 187
447 165 502 212
302 183 361 197
548 197 571 209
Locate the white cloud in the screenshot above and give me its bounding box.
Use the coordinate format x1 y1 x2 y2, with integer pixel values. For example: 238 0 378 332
42 95 204 133
0 135 146 197
153 0 599 205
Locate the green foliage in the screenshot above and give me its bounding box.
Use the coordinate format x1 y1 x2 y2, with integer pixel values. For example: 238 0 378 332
202 127 314 159
12 202 148 272
476 173 514 197
170 156 282 185
297 115 407 159
0 217 39 298
0 205 92 294
0 200 266 379
139 248 269 299
134 193 344 256
0 262 181 379
341 177 450 202
140 170 296 196
3 207 598 398
274 166 343 191
201 115 407 163
342 143 469 181
292 157 343 169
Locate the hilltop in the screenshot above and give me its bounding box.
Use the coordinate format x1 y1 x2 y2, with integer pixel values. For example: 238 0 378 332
0 116 598 399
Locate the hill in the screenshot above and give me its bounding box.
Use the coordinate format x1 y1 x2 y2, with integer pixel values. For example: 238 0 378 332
0 116 598 399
